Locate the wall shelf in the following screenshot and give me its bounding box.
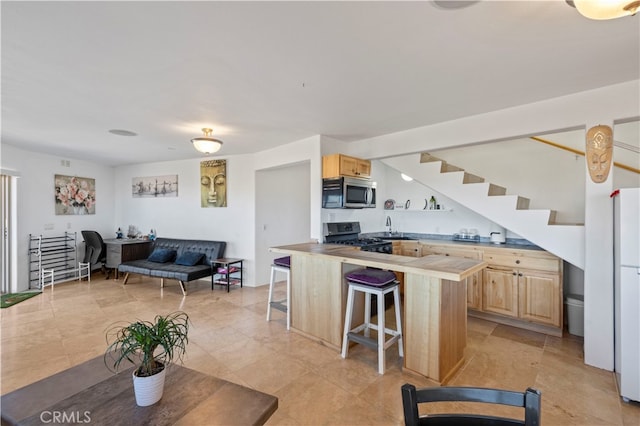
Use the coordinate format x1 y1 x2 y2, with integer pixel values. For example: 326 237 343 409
388 208 453 212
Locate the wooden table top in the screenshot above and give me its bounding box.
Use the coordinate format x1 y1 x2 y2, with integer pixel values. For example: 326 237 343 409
104 238 153 245
1 356 277 426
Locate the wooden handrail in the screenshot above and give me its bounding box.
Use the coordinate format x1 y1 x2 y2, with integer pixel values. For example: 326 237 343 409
530 136 639 175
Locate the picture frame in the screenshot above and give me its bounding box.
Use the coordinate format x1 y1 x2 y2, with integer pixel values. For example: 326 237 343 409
132 175 178 198
54 174 96 215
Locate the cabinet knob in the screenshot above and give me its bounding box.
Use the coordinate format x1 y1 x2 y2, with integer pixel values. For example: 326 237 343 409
518 273 523 277
515 260 520 264
513 272 517 276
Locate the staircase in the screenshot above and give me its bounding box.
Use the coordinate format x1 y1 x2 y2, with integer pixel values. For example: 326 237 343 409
381 153 584 269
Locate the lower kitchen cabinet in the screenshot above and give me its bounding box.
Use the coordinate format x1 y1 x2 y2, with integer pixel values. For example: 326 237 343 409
483 266 561 327
422 244 483 310
466 272 483 311
483 267 519 317
396 240 563 336
482 248 563 330
518 270 561 327
399 241 424 257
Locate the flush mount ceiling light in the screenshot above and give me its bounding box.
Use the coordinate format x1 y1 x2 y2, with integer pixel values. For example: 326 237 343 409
191 128 223 154
567 0 640 19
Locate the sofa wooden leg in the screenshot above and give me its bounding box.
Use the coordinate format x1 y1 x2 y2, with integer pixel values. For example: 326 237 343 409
122 273 130 285
179 281 187 296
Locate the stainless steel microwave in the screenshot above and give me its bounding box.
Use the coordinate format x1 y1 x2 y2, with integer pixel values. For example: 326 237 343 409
322 177 376 209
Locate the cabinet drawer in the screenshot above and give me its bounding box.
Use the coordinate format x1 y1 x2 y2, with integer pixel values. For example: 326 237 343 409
483 252 559 272
106 245 122 268
443 249 482 260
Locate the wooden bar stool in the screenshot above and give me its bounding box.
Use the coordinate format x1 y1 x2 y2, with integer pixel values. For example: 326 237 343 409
341 268 403 374
267 256 291 330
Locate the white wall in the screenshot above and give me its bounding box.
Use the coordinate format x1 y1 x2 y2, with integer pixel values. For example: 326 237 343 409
429 137 586 225
114 155 256 286
321 159 501 237
255 162 310 286
1 144 116 291
113 135 322 288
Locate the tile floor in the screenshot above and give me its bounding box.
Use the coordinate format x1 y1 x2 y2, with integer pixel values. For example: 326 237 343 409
1 275 639 425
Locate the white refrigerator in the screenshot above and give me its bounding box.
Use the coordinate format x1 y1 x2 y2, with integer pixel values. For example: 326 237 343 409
613 187 640 403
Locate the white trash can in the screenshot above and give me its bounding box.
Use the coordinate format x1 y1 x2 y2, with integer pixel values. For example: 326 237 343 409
565 294 584 337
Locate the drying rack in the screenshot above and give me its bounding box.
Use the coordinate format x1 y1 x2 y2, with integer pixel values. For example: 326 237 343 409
28 232 90 290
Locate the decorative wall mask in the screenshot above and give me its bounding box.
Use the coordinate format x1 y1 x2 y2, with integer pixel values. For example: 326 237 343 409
585 125 613 183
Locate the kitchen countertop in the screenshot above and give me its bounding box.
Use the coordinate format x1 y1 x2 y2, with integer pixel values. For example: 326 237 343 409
270 242 487 281
364 232 545 251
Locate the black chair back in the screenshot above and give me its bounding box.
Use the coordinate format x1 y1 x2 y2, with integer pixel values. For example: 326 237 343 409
401 384 541 426
81 230 106 268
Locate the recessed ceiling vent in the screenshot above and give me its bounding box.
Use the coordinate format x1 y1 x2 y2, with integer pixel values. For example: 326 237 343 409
108 129 138 136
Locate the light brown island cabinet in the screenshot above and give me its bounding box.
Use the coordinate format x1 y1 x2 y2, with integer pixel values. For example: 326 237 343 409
269 242 487 384
322 154 371 179
398 241 484 309
422 245 484 311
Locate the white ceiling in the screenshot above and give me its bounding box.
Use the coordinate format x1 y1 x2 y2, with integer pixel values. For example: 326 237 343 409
2 1 639 167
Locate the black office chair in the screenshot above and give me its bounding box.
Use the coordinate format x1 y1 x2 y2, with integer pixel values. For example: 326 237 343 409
401 384 541 426
81 230 107 275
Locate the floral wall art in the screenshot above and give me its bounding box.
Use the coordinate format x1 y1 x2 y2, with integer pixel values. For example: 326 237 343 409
54 174 96 215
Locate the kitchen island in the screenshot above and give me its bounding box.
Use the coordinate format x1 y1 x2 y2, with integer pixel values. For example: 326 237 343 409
270 242 487 383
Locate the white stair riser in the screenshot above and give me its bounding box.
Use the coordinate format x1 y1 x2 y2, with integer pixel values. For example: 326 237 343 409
381 155 585 268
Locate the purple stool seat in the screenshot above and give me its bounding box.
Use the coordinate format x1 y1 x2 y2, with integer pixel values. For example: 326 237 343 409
268 256 291 330
273 256 290 268
345 268 396 287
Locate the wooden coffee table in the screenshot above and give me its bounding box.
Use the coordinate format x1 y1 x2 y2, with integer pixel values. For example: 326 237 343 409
1 355 277 426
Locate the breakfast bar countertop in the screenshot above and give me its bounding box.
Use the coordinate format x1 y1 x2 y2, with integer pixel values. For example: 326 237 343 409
270 242 487 281
269 241 488 383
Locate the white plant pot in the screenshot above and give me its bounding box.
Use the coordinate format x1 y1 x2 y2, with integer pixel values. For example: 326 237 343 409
132 367 166 406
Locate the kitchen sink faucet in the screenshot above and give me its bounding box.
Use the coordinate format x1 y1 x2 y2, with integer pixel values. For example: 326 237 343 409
386 216 392 234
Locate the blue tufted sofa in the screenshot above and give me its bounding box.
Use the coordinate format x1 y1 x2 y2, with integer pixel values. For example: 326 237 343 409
118 237 226 295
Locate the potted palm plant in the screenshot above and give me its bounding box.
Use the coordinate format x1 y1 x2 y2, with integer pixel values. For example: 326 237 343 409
104 311 190 406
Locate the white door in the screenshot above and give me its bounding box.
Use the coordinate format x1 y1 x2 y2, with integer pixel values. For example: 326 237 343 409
1 173 18 294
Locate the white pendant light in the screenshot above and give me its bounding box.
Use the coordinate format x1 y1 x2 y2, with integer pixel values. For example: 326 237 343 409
191 128 223 154
572 0 639 20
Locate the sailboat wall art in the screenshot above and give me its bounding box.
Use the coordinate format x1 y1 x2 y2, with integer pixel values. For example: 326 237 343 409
132 175 178 198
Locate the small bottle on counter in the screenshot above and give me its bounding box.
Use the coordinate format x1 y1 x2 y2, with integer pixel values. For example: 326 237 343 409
429 196 437 210
116 228 123 239
149 229 156 241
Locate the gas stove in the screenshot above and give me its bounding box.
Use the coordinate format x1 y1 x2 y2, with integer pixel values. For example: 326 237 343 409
323 222 393 254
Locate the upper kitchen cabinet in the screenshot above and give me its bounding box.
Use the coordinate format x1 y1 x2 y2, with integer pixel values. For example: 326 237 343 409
322 154 371 179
